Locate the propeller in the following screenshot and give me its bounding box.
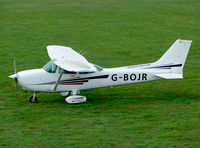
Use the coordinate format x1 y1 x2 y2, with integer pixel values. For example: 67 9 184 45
9 60 18 90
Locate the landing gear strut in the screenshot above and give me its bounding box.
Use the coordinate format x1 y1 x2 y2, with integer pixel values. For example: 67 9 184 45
30 92 38 103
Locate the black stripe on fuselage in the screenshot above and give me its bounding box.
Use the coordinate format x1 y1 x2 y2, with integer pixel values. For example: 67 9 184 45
36 74 109 85
61 75 109 82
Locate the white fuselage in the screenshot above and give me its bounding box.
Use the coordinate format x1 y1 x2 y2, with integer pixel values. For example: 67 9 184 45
16 63 167 93
9 40 192 103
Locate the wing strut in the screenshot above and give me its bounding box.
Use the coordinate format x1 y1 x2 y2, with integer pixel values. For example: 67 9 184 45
52 68 64 91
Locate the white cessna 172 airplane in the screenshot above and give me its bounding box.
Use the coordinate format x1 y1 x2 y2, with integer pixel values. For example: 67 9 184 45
9 39 192 104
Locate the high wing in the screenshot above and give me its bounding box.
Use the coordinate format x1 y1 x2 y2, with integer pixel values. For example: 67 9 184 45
47 45 96 72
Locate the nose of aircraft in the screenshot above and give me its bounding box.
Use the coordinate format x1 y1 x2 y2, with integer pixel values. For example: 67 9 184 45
9 69 43 91
9 73 18 79
9 73 19 90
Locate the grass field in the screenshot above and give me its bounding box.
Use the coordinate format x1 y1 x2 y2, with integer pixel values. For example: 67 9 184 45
1 0 200 147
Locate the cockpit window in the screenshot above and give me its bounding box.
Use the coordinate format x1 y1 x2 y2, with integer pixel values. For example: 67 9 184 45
43 61 57 73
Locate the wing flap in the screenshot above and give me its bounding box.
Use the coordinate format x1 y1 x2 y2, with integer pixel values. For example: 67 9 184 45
154 73 183 79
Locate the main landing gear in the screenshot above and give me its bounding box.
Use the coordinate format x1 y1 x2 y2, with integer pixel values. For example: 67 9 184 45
30 92 38 103
65 90 87 104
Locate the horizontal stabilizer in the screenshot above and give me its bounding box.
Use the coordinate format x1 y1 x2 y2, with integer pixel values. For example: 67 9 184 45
154 73 183 79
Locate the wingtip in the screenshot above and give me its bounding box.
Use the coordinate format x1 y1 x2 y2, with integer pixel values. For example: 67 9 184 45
177 39 192 43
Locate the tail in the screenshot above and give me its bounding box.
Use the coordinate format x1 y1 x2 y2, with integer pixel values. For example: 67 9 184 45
153 39 192 79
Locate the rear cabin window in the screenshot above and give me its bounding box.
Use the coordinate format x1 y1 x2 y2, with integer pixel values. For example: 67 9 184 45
94 64 103 71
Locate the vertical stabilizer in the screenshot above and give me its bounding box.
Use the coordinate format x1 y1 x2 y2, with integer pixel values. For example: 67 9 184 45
154 39 192 74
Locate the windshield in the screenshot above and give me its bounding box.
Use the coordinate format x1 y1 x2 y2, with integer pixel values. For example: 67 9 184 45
43 61 57 73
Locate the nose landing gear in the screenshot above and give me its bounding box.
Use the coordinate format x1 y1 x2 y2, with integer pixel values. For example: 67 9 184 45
30 92 38 103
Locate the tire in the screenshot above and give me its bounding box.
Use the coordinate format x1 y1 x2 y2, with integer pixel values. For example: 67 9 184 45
30 96 38 103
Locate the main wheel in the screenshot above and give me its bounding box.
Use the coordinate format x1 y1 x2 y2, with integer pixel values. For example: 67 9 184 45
30 96 38 103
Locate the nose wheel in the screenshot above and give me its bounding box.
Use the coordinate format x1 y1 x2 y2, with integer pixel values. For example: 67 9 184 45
30 92 38 103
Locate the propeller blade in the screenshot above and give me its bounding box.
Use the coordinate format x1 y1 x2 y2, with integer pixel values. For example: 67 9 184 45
14 60 17 91
15 78 17 90
14 60 17 74
9 60 18 90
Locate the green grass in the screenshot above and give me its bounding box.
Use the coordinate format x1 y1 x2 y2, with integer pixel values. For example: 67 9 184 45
1 0 200 147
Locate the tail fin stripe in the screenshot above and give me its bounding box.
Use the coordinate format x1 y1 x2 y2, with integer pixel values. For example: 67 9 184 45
146 64 182 69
